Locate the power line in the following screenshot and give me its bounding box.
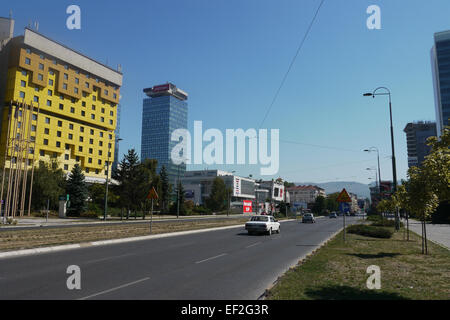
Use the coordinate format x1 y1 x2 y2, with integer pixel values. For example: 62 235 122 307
258 0 326 129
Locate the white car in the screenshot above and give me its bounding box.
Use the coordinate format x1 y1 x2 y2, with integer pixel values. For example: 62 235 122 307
245 215 280 235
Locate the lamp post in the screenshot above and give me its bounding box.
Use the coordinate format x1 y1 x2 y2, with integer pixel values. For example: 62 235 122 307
104 137 122 221
366 167 378 192
364 87 399 230
364 147 381 194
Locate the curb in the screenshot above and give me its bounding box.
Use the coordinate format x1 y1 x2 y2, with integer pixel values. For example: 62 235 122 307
0 219 296 260
258 226 344 300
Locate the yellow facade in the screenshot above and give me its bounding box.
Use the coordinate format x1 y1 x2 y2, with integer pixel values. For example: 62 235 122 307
0 44 121 180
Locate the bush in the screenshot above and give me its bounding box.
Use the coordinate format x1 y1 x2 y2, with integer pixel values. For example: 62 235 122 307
80 211 100 219
366 215 383 222
371 220 404 228
192 206 212 215
346 224 393 238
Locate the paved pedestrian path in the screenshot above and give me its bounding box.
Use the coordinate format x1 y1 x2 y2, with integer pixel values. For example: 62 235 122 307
408 219 450 250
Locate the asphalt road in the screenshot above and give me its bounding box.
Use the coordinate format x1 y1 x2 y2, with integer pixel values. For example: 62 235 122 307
0 216 357 300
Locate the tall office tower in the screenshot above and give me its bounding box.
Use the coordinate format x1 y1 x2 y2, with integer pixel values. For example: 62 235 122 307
403 121 437 168
431 30 450 136
0 19 122 183
141 83 188 184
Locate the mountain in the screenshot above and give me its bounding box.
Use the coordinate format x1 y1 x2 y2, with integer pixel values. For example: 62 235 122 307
294 181 372 199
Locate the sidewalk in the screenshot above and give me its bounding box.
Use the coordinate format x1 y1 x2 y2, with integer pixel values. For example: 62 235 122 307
408 219 450 250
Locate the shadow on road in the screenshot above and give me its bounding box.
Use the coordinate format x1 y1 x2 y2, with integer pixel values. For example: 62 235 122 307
304 285 408 300
347 252 401 259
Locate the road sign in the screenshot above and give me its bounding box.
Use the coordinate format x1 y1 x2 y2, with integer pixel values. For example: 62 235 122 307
243 200 252 213
336 188 351 203
147 187 159 200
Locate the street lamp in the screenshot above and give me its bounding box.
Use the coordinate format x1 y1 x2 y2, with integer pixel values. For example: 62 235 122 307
104 137 123 221
364 146 381 194
363 87 399 230
366 167 378 191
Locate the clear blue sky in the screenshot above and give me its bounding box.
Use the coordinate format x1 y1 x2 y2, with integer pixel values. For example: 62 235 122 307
5 0 450 184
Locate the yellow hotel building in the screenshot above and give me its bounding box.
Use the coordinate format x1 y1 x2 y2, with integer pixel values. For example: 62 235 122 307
0 18 122 183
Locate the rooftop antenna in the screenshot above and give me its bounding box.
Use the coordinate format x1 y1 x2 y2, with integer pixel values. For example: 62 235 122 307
117 64 122 73
28 20 32 28
9 9 12 19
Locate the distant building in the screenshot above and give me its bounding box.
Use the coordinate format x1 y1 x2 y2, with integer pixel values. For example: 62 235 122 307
287 185 326 204
349 192 359 213
403 121 437 168
181 170 255 207
431 30 450 136
259 179 285 203
141 83 188 184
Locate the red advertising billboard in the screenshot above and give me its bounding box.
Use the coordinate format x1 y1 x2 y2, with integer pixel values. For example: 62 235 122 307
243 200 252 213
152 84 170 92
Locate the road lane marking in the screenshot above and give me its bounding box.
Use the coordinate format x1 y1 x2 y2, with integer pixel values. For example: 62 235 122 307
245 242 261 248
84 253 135 265
195 253 227 264
78 277 150 300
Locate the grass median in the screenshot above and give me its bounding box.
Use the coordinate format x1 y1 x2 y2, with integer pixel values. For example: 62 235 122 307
0 217 249 252
266 227 450 300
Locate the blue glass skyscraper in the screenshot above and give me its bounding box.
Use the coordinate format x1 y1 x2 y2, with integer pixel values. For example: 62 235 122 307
141 83 188 184
431 30 450 136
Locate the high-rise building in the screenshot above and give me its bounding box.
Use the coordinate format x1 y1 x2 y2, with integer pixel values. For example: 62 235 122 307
141 83 188 184
403 121 437 168
431 30 450 136
0 19 122 183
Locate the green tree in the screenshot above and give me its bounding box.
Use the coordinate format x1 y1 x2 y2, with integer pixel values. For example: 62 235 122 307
159 165 169 213
205 177 227 212
114 149 146 217
170 181 186 215
29 160 66 211
66 164 88 216
325 192 340 212
312 195 326 215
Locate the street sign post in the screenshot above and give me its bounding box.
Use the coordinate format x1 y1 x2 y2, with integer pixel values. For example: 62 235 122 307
147 187 158 234
337 188 352 242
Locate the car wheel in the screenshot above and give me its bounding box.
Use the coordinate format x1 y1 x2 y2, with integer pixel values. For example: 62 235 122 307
268 228 272 236
277 227 280 234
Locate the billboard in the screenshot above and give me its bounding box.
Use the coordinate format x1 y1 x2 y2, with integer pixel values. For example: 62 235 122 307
243 200 252 213
152 84 170 92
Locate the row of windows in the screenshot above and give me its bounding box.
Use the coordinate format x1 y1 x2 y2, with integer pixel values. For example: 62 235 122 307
19 69 118 108
24 47 120 92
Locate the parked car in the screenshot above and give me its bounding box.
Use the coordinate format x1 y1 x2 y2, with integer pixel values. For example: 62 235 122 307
245 215 280 235
302 213 316 223
329 212 337 218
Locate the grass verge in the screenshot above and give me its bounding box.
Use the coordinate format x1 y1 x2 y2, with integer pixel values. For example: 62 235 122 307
0 218 249 252
266 228 450 300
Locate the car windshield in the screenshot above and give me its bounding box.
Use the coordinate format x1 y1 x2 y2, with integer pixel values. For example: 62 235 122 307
251 216 269 222
304 214 312 217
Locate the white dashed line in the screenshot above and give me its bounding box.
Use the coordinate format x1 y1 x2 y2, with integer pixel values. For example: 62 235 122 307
195 253 227 264
245 242 261 248
78 277 150 300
